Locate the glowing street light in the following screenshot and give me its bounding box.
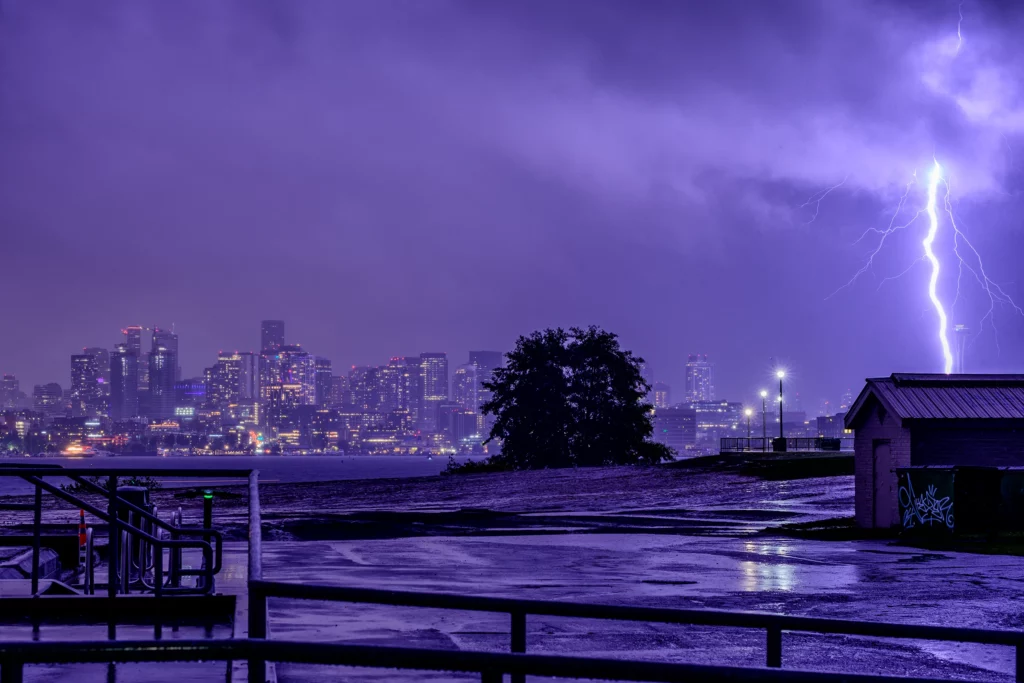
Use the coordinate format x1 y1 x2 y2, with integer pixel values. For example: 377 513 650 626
744 407 753 440
759 390 768 448
776 370 785 441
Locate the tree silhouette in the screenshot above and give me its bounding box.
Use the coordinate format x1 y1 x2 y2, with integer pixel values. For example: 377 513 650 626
481 326 672 469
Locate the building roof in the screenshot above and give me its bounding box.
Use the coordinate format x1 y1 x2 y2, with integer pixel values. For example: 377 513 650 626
844 373 1024 428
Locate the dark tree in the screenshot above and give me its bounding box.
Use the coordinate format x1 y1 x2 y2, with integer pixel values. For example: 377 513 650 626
481 326 672 469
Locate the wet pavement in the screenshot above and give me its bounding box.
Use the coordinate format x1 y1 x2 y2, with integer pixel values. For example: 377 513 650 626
2 466 1021 682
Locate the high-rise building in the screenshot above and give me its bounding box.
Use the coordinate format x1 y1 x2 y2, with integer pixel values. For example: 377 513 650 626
152 327 180 381
329 374 348 407
33 383 64 417
83 348 110 385
452 363 478 412
684 354 714 402
238 351 257 401
373 358 407 413
419 353 448 432
652 407 696 455
261 320 285 353
469 351 503 412
110 344 139 421
1 374 22 409
402 357 422 426
652 382 671 409
348 366 374 411
70 353 102 417
147 345 177 420
314 357 333 407
123 325 149 393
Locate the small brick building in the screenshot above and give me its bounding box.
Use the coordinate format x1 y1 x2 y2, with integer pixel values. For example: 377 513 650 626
844 373 1024 529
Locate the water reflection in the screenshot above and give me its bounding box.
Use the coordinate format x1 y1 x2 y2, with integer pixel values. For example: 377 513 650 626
740 540 797 592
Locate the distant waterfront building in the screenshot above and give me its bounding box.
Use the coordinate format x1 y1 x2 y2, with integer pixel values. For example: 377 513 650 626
402 357 422 426
652 407 696 454
329 374 348 407
0 374 22 409
468 351 503 410
110 344 139 421
347 366 374 411
315 357 333 406
152 327 180 381
684 354 714 402
70 353 102 417
260 320 285 353
375 358 407 413
452 363 478 412
419 353 448 432
123 326 149 392
688 400 742 446
147 345 177 421
33 383 64 417
83 347 110 385
652 382 671 409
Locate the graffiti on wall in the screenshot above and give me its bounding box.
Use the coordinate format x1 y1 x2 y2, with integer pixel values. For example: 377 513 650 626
898 475 954 530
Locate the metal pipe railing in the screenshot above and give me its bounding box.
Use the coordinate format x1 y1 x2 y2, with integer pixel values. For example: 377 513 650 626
0 638 985 683
248 579 1024 680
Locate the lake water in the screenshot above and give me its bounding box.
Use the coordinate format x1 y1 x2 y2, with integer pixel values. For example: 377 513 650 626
0 454 484 496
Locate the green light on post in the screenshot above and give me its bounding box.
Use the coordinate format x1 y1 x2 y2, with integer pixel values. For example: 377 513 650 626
203 489 214 500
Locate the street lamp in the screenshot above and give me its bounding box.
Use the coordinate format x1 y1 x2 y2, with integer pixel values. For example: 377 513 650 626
744 408 753 441
776 370 785 441
759 390 768 448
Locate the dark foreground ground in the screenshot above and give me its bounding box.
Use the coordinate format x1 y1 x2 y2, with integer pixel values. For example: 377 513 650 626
2 462 1022 682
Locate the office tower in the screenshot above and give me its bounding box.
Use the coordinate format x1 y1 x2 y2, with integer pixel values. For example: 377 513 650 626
348 366 374 411
329 374 348 407
174 377 206 408
684 354 714 402
70 353 102 417
238 351 257 401
277 346 315 405
315 357 333 407
452 363 478 412
652 407 696 454
373 358 406 413
110 344 139 421
152 327 180 380
83 348 110 385
123 325 149 392
419 353 448 432
261 320 285 353
33 383 64 417
123 326 143 355
147 345 177 420
1 374 20 409
402 357 422 426
469 351 503 410
653 382 671 409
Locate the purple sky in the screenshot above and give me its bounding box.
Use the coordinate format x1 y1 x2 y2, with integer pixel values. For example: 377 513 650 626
3 0 1024 411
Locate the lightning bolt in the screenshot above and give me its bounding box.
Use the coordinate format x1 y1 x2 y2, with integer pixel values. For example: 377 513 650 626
800 175 849 225
924 161 954 374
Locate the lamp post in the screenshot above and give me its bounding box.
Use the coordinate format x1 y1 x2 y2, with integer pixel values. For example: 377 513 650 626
759 390 768 449
744 408 753 442
776 370 785 441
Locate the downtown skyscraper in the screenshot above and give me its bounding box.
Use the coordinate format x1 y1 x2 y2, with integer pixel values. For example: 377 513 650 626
684 354 714 402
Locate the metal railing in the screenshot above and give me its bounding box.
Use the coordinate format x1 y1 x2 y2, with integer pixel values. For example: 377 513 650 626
248 580 1024 683
0 466 261 599
0 638 997 683
720 437 853 453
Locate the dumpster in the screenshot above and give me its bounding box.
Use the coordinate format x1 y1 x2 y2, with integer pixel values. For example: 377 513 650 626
897 466 1001 536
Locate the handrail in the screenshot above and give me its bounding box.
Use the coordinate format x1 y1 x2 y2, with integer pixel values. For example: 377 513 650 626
2 465 247 597
0 639 981 683
248 579 1024 680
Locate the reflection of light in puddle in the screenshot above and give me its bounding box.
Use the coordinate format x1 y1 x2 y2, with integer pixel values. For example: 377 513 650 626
741 560 795 592
742 540 796 591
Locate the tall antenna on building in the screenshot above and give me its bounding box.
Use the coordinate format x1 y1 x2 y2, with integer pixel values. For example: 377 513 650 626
954 324 969 374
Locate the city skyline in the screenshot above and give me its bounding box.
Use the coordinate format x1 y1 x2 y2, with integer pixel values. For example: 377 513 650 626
5 3 1024 408
0 321 852 417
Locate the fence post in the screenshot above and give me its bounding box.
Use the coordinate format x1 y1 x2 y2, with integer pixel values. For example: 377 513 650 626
1016 641 1023 683
1 659 24 683
510 611 526 683
249 581 267 683
108 475 119 599
766 626 782 668
31 484 42 596
481 670 502 683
